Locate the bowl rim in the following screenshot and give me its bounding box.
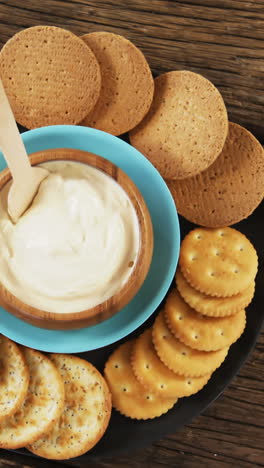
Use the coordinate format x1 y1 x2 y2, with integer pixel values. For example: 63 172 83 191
0 148 153 326
0 125 180 351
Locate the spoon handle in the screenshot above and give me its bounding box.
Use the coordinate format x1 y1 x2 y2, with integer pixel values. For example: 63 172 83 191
0 79 31 181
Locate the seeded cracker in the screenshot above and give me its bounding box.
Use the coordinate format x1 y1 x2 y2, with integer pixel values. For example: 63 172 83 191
131 328 210 398
28 355 111 460
0 336 29 422
176 269 255 317
104 341 177 420
0 348 64 449
152 311 229 377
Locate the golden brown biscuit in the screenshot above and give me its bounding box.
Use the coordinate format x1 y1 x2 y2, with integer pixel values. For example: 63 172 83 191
81 31 154 135
104 340 177 420
0 26 101 128
130 70 228 179
131 328 210 398
152 311 229 377
28 354 111 460
167 122 264 227
176 269 255 317
165 289 246 352
179 227 258 297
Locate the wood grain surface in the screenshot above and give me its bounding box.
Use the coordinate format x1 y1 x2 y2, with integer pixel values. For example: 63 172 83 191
0 1 263 467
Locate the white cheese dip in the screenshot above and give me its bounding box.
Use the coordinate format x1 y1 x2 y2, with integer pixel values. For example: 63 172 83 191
0 161 140 313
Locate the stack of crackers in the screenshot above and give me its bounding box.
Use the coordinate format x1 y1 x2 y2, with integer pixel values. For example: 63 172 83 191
0 336 111 460
105 226 258 420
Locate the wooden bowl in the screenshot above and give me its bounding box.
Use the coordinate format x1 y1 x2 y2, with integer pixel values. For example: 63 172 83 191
0 148 153 330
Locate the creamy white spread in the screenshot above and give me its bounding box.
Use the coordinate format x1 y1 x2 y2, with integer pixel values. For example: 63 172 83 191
0 161 140 313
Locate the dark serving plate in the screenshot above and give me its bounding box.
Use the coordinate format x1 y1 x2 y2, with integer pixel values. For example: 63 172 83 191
13 196 264 463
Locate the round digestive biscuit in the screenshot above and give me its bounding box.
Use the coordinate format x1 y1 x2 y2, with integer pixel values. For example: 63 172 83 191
131 328 210 398
28 355 111 460
152 311 228 377
165 289 246 352
104 341 177 420
0 26 101 129
129 70 228 180
0 336 29 423
179 227 258 297
167 122 264 227
0 348 64 449
81 32 154 135
176 269 255 317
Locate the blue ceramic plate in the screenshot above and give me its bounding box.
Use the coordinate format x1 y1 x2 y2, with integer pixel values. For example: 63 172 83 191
0 125 180 353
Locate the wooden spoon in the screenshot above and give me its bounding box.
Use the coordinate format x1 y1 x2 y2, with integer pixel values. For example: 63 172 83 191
0 80 49 222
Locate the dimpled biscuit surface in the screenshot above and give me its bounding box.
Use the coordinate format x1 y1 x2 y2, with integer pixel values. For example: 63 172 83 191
81 31 154 136
176 269 255 317
131 328 210 398
130 70 228 179
179 227 258 297
167 122 264 227
165 289 246 352
152 310 229 377
104 341 177 420
0 26 101 128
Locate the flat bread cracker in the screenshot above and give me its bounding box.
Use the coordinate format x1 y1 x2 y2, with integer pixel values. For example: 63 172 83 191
28 355 111 460
179 227 258 297
165 289 246 352
0 348 64 449
131 328 210 398
104 340 177 420
152 311 229 377
176 269 255 317
0 336 29 422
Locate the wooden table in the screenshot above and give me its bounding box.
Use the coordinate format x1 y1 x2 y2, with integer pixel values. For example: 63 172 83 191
0 1 263 467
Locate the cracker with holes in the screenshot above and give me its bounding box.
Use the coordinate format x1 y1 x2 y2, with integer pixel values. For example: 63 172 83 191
176 269 255 317
131 328 210 398
28 355 111 460
0 348 64 449
0 26 101 129
165 289 246 352
166 122 264 227
104 341 177 420
179 227 258 297
81 31 154 136
0 336 29 423
129 70 228 179
152 311 228 377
